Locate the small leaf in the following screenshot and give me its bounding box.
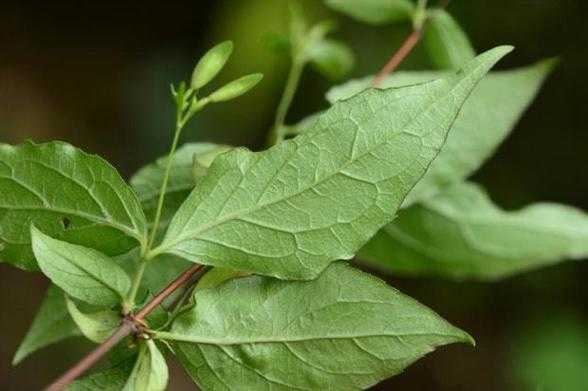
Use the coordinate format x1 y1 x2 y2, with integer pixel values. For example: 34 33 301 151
423 9 476 70
360 182 588 280
12 285 80 365
123 340 168 391
66 297 120 343
191 41 233 90
325 0 415 25
131 143 231 231
153 47 511 280
327 59 556 205
0 141 147 271
165 262 472 390
208 73 264 103
308 39 355 80
32 227 131 307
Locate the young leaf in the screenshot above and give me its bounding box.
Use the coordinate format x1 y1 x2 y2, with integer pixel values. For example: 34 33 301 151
0 141 147 271
163 262 472 390
123 340 168 391
131 143 231 230
66 297 120 343
327 59 556 205
360 182 588 280
208 73 264 103
423 9 476 70
308 38 355 80
325 0 415 25
191 41 234 90
12 285 80 365
151 47 512 280
32 227 131 307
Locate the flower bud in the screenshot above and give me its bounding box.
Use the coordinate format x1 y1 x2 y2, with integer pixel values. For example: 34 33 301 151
191 41 234 89
208 73 263 103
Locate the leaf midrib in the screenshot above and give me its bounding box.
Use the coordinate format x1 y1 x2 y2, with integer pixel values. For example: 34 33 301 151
161 330 463 346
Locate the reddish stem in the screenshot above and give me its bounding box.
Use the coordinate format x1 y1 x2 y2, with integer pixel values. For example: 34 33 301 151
372 29 422 87
45 263 204 391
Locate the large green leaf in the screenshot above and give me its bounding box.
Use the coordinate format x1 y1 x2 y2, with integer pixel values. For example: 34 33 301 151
325 0 415 25
423 9 476 70
327 59 555 205
360 182 588 280
165 262 471 390
0 141 147 271
153 47 511 280
66 297 120 343
12 285 80 365
123 340 168 391
32 227 131 307
131 143 231 229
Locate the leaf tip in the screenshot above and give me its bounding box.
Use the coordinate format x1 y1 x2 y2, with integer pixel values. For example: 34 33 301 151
11 350 25 366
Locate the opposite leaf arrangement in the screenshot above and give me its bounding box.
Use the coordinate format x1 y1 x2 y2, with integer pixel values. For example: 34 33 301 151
4 1 587 390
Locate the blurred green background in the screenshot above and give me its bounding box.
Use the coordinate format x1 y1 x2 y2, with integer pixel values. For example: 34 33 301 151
1 0 587 389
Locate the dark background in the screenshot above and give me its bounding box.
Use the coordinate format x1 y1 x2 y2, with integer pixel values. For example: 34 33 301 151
1 0 587 389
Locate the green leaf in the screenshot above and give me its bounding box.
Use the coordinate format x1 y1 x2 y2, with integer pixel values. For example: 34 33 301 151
131 143 231 230
13 285 80 365
123 340 168 391
0 141 147 271
164 262 471 390
360 182 588 280
423 9 476 70
327 59 555 205
208 73 264 103
191 41 233 90
141 254 192 295
68 357 135 391
32 227 131 306
66 297 120 343
325 0 415 25
308 39 355 80
195 267 251 291
152 47 511 280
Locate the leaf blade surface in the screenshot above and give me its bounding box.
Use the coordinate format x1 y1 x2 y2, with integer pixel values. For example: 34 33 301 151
156 47 512 280
168 262 471 390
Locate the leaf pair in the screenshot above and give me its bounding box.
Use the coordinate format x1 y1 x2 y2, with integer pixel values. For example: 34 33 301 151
0 141 148 271
275 2 355 81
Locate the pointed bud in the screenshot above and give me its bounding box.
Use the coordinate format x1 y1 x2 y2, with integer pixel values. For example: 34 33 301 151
208 73 263 103
191 41 234 89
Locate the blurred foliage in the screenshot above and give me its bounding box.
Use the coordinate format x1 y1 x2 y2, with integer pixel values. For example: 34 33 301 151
510 313 588 391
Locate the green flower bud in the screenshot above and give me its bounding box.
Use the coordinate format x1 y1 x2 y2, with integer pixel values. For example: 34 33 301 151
191 41 234 89
208 73 263 103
